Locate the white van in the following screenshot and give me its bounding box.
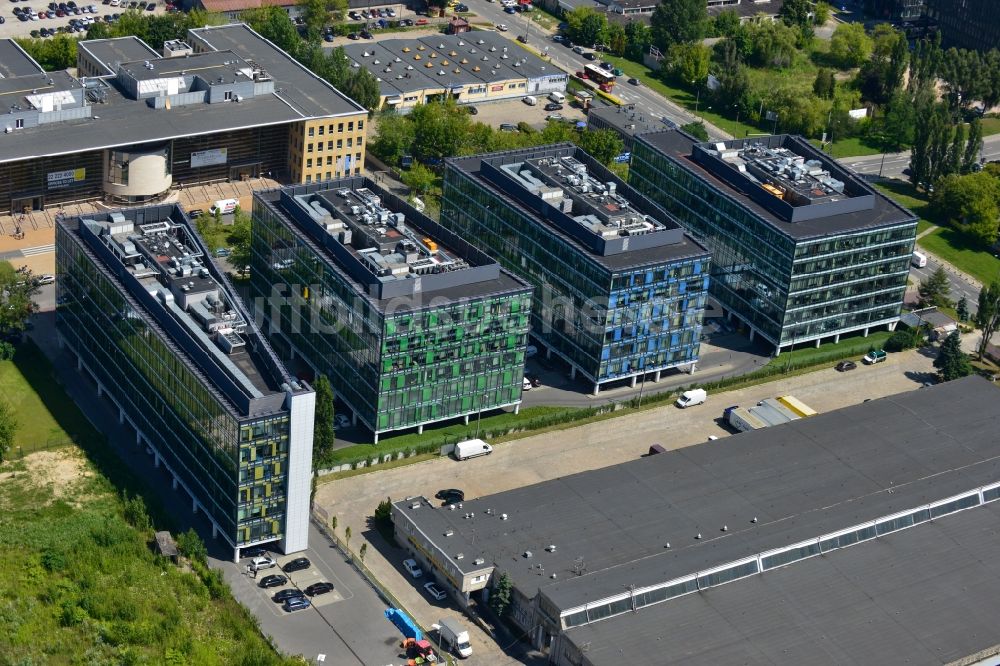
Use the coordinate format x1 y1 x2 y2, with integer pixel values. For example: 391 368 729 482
548 91 566 104
911 251 927 268
209 198 239 216
522 95 537 106
454 438 493 461
675 388 707 408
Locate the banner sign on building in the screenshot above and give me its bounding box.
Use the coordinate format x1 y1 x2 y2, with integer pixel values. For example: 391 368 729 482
190 147 228 168
491 84 504 92
46 168 86 189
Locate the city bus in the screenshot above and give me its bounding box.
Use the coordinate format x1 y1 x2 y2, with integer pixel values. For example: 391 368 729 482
584 64 616 92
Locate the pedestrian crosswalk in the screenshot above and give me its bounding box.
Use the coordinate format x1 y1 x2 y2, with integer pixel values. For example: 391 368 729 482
21 244 54 257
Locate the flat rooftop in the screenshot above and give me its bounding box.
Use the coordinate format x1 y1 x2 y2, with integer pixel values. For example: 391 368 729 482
637 130 916 239
448 143 709 271
257 177 531 307
395 376 1000 613
343 32 563 101
0 25 364 165
0 40 44 78
60 205 298 417
587 104 675 135
78 36 161 76
563 501 1000 665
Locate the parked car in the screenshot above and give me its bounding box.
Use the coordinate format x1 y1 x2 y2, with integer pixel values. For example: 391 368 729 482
525 344 537 357
214 247 231 257
323 32 334 42
835 360 857 372
348 32 359 39
282 557 311 573
499 123 517 132
583 51 597 60
242 546 267 559
435 488 465 505
283 597 311 612
466 105 478 115
424 581 447 601
544 102 562 111
258 574 287 588
305 581 335 596
627 77 640 85
522 377 533 391
495 22 507 30
545 113 564 122
334 413 350 429
403 558 423 578
37 274 55 285
251 555 277 570
272 588 304 603
504 4 515 12
455 2 467 10
360 29 372 38
415 17 427 24
863 349 887 364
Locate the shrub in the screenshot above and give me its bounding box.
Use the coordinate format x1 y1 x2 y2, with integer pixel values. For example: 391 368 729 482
374 497 392 525
176 529 207 565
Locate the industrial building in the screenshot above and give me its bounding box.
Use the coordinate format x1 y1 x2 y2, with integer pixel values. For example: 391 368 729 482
249 178 533 442
0 23 367 215
630 131 918 353
392 376 1000 665
440 144 711 394
56 204 315 561
342 32 568 112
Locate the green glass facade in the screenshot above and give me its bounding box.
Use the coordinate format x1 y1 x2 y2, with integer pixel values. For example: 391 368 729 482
249 182 533 440
56 212 304 551
440 147 711 388
630 133 917 349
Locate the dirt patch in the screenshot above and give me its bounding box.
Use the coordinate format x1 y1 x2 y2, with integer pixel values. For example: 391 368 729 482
0 448 94 506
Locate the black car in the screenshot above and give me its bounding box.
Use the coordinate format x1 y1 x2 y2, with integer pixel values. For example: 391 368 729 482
241 546 266 559
435 488 465 505
466 105 478 115
544 102 562 111
835 360 857 372
583 52 597 60
272 588 305 603
258 574 287 588
282 557 311 573
305 581 335 596
359 29 372 39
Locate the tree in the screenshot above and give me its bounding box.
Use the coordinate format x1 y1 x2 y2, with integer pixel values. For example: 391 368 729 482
227 207 252 272
488 572 513 617
742 21 798 69
813 68 836 99
341 66 381 112
975 279 1000 359
176 528 208 565
670 42 710 86
650 0 706 52
711 10 741 38
930 172 1000 246
957 295 969 322
14 35 78 71
0 399 17 463
564 7 607 48
606 22 626 57
374 497 392 524
344 525 351 549
964 117 983 174
241 6 301 54
401 163 437 196
578 129 624 165
680 121 709 140
371 113 416 166
330 515 338 533
779 0 812 30
857 24 908 105
884 327 923 352
812 1 831 24
918 266 952 308
880 89 915 151
0 262 40 339
359 542 368 564
934 330 972 381
298 0 331 42
409 99 472 162
313 374 336 467
624 21 652 60
829 23 872 69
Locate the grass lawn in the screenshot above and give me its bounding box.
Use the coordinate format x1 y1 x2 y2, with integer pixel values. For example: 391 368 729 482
0 342 295 665
768 330 893 368
918 227 1000 285
873 181 935 224
819 136 883 159
981 116 1000 135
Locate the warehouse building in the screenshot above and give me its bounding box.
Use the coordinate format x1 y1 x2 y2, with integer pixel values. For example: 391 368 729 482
249 178 533 441
392 376 1000 664
630 131 917 353
441 143 710 394
56 204 315 561
343 32 567 112
0 23 366 215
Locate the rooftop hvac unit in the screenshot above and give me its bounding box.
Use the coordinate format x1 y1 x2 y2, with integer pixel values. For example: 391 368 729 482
523 551 533 559
545 544 556 552
455 553 464 560
444 529 454 537
473 558 485 565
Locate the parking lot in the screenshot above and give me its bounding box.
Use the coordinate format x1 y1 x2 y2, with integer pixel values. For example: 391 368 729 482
316 347 940 663
1 0 173 40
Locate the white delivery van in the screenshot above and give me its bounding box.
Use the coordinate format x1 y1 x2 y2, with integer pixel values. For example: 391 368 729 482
454 438 493 461
548 91 566 104
209 198 239 216
911 251 928 268
676 388 707 408
522 95 537 106
438 618 473 658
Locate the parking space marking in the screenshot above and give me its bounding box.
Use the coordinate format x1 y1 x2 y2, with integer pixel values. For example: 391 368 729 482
308 542 356 603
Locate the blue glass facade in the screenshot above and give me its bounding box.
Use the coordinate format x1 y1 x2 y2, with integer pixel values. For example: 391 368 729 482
440 145 711 389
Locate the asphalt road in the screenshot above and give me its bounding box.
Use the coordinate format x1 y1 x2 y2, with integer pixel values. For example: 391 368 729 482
840 134 1000 179
464 0 721 137
910 254 981 314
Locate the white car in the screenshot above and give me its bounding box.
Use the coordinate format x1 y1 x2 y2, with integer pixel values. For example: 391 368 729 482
334 413 350 430
386 7 395 16
495 23 508 31
37 274 55 285
251 556 277 571
522 378 532 391
403 558 423 578
424 581 447 601
525 344 537 357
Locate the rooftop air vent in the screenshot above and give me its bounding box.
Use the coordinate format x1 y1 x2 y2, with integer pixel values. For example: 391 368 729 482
473 558 485 565
444 529 454 537
545 544 556 552
410 502 421 509
500 513 508 520
455 553 464 560
523 551 533 559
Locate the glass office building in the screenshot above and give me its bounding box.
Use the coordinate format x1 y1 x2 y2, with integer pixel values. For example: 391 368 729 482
56 205 315 561
441 144 711 394
249 179 532 442
631 132 918 352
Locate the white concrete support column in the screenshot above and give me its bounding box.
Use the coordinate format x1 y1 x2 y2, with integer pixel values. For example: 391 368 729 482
815 338 821 348
727 310 733 322
748 328 755 342
774 346 781 357
97 383 103 398
546 347 552 360
570 366 577 380
653 370 661 382
172 476 178 490
192 498 198 514
888 321 898 331
593 383 601 396
212 523 218 539
863 327 870 337
154 452 160 468
58 335 65 350
233 547 240 565
689 363 697 375
135 430 142 446
514 404 520 415
118 407 125 425
417 424 424 435
77 355 82 371
373 432 380 444
463 414 470 425
834 333 840 344
630 375 638 388
352 412 358 425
